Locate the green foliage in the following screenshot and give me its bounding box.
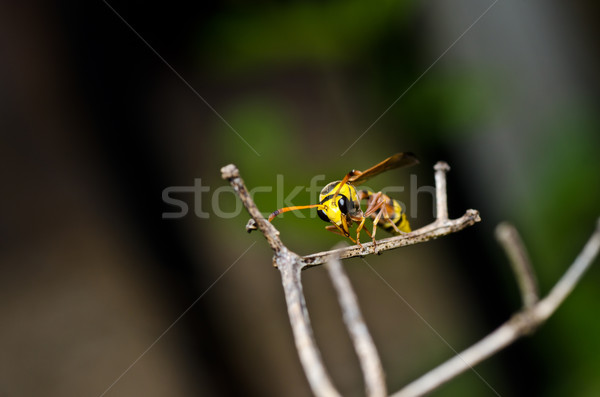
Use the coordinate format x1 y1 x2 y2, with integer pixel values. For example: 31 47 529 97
195 2 600 394
517 106 600 278
402 70 498 139
199 0 415 73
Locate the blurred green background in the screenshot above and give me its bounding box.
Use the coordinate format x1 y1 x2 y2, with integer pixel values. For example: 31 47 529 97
1 1 599 396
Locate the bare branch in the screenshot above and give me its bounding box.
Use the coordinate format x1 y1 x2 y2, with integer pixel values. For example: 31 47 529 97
279 249 341 397
222 165 341 397
392 218 600 397
302 210 480 267
222 160 481 397
434 162 451 221
302 162 479 267
532 218 600 322
495 222 539 308
245 160 480 268
325 251 386 397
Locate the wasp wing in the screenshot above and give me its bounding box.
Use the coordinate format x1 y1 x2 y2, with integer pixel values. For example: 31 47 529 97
348 152 419 185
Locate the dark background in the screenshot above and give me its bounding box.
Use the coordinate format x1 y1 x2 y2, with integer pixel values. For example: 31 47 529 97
1 1 599 396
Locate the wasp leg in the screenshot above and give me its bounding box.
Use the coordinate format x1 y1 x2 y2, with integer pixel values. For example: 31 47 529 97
353 216 366 248
370 208 385 251
350 214 373 247
325 225 358 244
325 225 346 236
384 212 406 235
363 192 384 217
363 193 388 250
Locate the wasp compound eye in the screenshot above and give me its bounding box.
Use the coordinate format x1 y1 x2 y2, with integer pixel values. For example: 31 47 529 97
317 209 330 222
338 196 350 214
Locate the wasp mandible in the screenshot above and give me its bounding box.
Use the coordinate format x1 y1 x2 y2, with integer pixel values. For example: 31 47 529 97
268 152 419 247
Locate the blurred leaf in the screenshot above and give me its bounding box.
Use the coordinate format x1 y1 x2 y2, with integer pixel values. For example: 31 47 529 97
400 70 498 139
199 0 416 73
517 106 600 279
215 97 299 169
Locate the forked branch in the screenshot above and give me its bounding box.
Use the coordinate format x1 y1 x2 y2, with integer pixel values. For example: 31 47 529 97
242 161 481 268
303 162 479 267
326 251 387 397
393 219 600 397
222 161 599 397
221 161 480 396
302 209 479 267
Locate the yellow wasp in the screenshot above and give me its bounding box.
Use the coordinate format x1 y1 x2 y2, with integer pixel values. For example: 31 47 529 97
268 153 419 246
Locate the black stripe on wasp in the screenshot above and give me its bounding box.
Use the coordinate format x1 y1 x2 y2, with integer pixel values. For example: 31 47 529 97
268 153 419 247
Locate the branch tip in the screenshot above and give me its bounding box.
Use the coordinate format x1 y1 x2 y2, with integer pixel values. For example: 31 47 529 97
466 209 481 223
495 222 539 308
434 161 451 173
221 164 240 180
433 162 451 221
494 222 510 240
246 218 258 233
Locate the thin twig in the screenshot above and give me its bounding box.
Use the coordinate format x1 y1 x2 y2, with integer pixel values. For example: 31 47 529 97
221 165 284 253
434 162 450 221
532 218 600 322
392 218 600 397
279 249 341 397
222 161 481 397
302 162 479 267
222 165 341 397
302 210 480 267
326 251 386 397
246 161 480 268
495 222 539 308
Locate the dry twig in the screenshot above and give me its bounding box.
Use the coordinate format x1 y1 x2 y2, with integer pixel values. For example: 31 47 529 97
495 222 539 308
326 250 386 397
221 161 480 396
393 219 600 397
303 162 480 267
302 209 479 267
223 160 599 396
221 164 339 397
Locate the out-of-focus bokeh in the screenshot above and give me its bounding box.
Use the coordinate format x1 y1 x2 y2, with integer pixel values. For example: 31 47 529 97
1 1 599 396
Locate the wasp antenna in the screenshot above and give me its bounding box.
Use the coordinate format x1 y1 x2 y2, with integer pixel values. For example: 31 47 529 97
268 204 324 222
268 210 281 222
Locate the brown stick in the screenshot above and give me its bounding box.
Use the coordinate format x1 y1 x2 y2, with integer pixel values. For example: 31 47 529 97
222 164 340 396
302 209 480 267
326 252 386 397
221 161 481 396
392 219 600 397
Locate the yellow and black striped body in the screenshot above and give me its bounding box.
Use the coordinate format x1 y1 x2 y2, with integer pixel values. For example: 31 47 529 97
317 180 361 228
267 153 418 245
359 189 411 234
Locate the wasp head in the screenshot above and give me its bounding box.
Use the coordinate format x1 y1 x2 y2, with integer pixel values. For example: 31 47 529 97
317 181 356 230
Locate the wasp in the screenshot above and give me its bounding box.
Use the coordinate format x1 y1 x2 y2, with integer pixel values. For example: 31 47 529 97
268 153 419 247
